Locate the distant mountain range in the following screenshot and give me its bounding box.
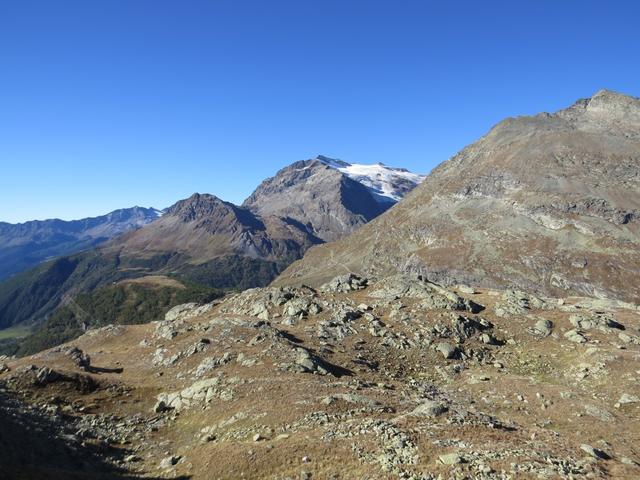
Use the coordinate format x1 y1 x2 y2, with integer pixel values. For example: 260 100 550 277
0 156 424 342
0 207 162 281
277 90 640 303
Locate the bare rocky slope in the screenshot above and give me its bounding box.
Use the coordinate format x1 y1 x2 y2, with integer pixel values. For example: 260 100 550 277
276 90 640 303
1 274 639 478
112 193 321 266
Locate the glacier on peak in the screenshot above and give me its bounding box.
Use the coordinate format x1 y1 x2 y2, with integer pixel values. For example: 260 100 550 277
316 155 425 203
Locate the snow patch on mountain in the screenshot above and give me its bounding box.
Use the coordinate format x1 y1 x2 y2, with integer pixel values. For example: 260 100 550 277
317 155 425 204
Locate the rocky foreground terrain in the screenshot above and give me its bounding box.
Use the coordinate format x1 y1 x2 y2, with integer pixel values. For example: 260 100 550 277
1 273 639 479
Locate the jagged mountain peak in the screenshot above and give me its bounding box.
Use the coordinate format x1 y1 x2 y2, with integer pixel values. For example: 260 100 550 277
160 193 268 236
102 206 163 222
557 88 640 127
590 88 639 104
314 155 350 168
243 155 424 241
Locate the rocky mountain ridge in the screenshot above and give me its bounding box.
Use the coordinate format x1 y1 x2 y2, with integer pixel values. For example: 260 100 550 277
114 192 321 264
276 90 640 303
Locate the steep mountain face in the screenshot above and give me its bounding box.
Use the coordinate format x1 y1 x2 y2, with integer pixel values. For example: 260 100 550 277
243 159 384 241
276 90 640 303
0 206 161 280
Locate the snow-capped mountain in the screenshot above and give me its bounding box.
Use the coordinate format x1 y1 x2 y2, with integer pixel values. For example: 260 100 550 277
316 155 425 204
243 155 424 242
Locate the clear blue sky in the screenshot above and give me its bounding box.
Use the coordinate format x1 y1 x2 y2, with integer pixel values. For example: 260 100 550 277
1 1 639 223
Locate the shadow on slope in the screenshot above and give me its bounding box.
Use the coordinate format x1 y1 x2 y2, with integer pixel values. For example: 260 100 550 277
0 391 190 480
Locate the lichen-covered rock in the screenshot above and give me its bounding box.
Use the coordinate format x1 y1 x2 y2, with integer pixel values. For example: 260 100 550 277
193 352 234 378
569 312 625 331
369 275 483 313
533 318 554 337
564 329 588 343
494 290 547 317
322 393 381 408
320 273 368 293
282 297 322 317
280 347 332 375
156 376 234 412
438 453 465 465
450 314 491 340
410 400 448 417
219 287 303 320
434 342 458 359
316 306 361 341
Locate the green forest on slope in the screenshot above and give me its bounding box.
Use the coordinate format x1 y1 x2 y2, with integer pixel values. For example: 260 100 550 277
0 248 291 356
3 281 224 356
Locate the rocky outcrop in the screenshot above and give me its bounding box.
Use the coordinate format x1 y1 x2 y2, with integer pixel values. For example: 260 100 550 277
155 376 235 412
320 273 368 293
368 274 483 313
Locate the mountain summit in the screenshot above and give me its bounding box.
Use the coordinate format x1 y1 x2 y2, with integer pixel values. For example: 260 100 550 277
276 90 640 302
243 156 423 241
115 192 320 264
